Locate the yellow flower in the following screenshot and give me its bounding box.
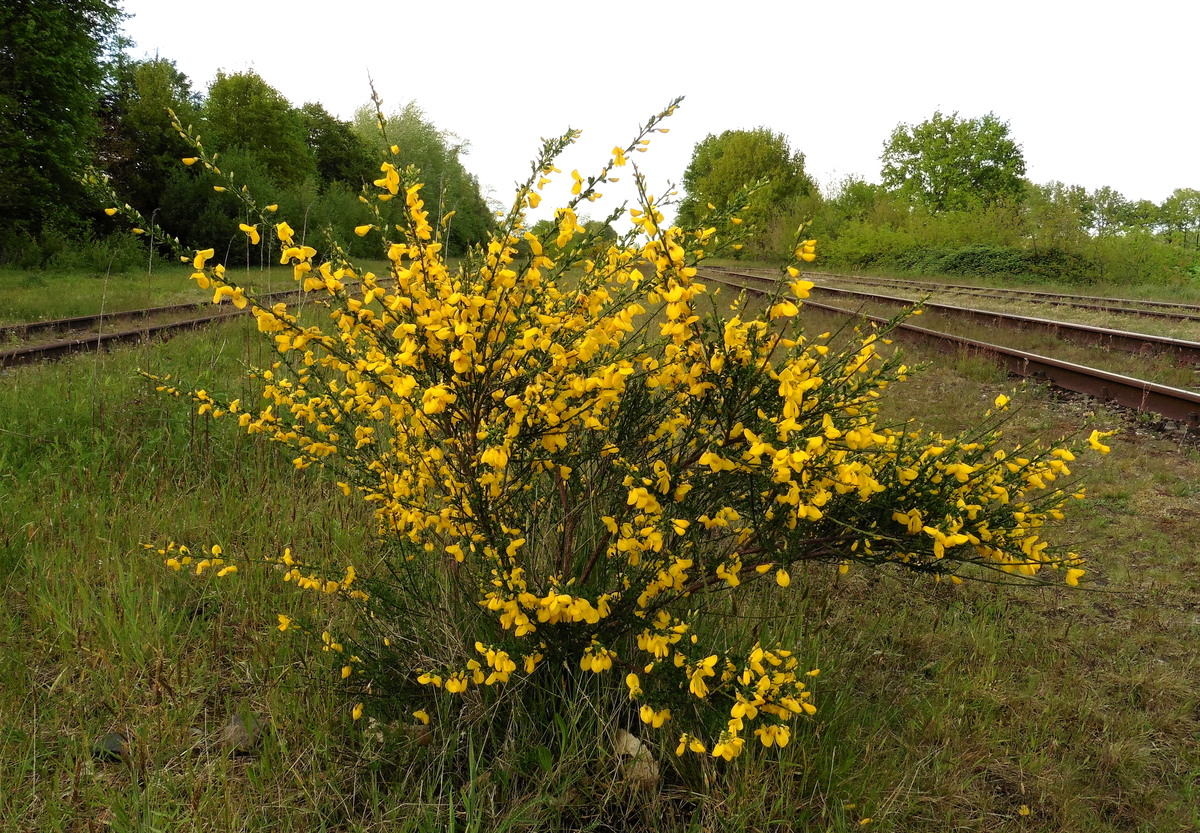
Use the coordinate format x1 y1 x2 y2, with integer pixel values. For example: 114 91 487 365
265 204 278 212
994 394 1010 409
341 665 352 679
193 248 215 269
1087 430 1112 454
351 703 363 720
104 207 118 216
1065 568 1086 586
354 225 373 237
413 709 430 725
239 223 261 245
131 228 145 235
213 186 226 192
769 300 799 319
776 568 791 587
374 162 400 195
277 614 292 631
612 146 627 167
276 222 295 245
182 157 198 166
216 565 237 577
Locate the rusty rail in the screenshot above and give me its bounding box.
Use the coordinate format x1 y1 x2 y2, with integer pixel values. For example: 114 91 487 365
700 269 1200 426
803 269 1200 324
709 268 1200 365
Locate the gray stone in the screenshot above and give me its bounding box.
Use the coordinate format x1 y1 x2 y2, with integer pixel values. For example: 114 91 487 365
221 711 262 755
92 731 129 763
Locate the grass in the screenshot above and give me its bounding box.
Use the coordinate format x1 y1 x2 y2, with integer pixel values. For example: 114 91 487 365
1 286 1198 831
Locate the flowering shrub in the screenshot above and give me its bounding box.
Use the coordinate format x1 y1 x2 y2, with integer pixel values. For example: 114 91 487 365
99 99 1108 762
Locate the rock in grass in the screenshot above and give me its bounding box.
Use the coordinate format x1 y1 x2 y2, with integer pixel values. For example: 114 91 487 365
221 711 262 755
92 731 129 763
614 728 660 790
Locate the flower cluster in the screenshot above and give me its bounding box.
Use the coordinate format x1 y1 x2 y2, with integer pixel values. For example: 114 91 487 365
107 99 1109 760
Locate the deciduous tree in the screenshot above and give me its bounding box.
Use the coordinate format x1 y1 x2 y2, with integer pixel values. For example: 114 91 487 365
1160 187 1200 247
676 128 814 243
300 103 374 189
98 56 199 217
353 100 493 253
881 111 1026 213
203 70 315 186
0 0 123 248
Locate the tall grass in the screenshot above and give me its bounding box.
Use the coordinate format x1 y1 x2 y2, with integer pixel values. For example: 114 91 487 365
1 307 1197 830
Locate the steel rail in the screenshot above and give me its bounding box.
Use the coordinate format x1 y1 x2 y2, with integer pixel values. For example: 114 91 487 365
709 268 1200 365
0 307 247 368
811 270 1200 314
700 270 1200 426
0 285 313 344
0 278 385 369
804 270 1200 324
0 283 339 369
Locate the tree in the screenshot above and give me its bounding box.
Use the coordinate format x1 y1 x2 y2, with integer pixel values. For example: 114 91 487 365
1160 188 1200 247
1024 181 1092 251
0 0 123 249
97 56 200 218
203 70 315 186
676 128 814 240
352 101 494 253
300 102 374 189
1088 186 1131 236
881 111 1026 213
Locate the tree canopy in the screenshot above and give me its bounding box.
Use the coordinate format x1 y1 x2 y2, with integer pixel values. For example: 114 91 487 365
301 102 374 189
352 101 494 253
204 70 316 186
676 128 814 237
881 111 1026 213
0 0 123 243
98 56 199 216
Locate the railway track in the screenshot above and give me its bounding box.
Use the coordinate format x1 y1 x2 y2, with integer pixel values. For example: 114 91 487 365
705 268 1200 366
699 268 1200 427
0 286 309 369
10 269 1200 426
805 269 1200 324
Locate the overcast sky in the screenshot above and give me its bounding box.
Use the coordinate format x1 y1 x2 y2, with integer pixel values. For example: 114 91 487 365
117 0 1198 220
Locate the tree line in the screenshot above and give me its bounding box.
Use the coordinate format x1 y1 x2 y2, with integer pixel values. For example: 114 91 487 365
0 1 495 270
4 2 1196 286
679 115 1200 285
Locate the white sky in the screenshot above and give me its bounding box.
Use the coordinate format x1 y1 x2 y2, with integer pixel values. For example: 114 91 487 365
118 0 1198 221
